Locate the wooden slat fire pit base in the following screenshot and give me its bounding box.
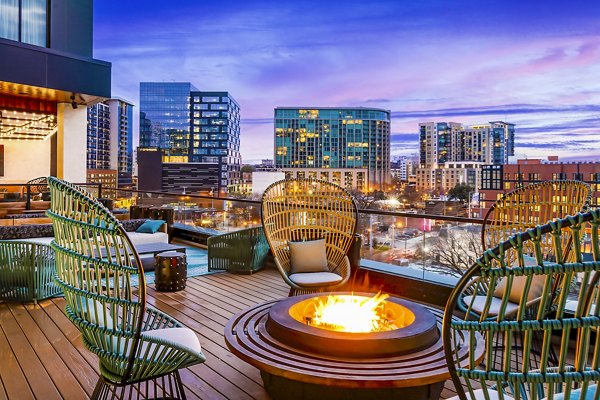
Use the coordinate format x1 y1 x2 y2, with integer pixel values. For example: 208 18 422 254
225 300 477 400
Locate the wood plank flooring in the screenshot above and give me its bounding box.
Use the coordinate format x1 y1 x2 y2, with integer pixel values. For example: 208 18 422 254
0 269 461 399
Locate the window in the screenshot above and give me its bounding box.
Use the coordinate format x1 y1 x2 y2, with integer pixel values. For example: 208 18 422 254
0 0 47 46
202 96 220 102
573 172 584 181
202 111 219 118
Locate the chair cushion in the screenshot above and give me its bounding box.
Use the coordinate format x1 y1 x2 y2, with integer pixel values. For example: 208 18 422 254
289 239 328 274
545 385 598 400
463 295 520 317
142 327 202 355
492 254 544 304
136 219 166 234
289 272 343 287
126 231 169 246
446 389 513 400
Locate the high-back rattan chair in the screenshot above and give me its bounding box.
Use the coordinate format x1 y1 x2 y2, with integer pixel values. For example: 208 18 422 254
261 178 358 296
443 209 600 400
47 177 206 399
482 180 592 260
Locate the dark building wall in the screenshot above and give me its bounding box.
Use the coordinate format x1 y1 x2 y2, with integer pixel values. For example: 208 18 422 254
50 0 94 58
137 148 163 191
162 163 219 193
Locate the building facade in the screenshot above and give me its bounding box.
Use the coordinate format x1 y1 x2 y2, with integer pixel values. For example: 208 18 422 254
274 107 391 191
139 84 240 194
282 168 368 192
86 98 134 188
416 121 515 195
139 82 198 161
0 0 111 183
480 159 600 212
189 92 241 194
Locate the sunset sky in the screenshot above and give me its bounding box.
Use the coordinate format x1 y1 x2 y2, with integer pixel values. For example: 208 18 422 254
94 0 600 164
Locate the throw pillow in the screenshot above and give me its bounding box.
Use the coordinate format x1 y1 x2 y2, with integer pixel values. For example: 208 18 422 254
136 219 166 234
493 274 546 304
289 239 329 274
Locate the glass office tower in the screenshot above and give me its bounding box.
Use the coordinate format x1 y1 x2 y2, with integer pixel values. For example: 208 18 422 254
190 92 241 193
274 107 391 189
139 82 198 162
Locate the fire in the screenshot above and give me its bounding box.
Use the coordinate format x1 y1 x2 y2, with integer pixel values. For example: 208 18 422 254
304 293 410 333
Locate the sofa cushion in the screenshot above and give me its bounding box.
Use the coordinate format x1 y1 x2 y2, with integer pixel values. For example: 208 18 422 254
0 224 54 240
126 231 169 246
7 236 54 245
136 219 166 234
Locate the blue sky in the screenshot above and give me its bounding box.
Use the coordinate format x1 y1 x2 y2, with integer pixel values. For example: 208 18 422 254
94 0 600 164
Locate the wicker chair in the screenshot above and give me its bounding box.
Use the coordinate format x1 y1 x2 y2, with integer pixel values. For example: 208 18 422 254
443 209 600 400
482 180 592 259
261 178 358 296
0 240 61 303
47 177 206 399
207 226 269 274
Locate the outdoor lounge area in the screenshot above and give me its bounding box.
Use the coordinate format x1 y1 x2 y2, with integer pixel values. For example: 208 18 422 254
0 177 598 400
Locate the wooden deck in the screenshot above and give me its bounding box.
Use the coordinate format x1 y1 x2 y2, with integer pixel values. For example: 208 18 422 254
0 269 461 399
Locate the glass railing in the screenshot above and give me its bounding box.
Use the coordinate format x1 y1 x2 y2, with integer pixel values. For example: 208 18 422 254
0 182 100 216
101 186 483 287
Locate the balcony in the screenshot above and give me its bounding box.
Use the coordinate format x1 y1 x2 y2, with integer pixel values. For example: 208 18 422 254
0 183 597 399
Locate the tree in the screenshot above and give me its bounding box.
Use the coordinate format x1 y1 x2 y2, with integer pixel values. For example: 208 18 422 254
422 228 482 277
241 165 255 173
447 183 475 202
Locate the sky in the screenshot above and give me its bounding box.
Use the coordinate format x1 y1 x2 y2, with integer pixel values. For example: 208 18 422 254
94 0 600 164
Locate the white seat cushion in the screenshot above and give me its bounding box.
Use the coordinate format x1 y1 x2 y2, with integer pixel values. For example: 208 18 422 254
289 272 343 287
446 389 513 400
463 295 520 317
8 236 54 245
142 327 202 355
126 231 169 246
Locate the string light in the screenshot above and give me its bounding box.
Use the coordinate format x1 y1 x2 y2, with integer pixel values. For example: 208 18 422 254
0 108 57 140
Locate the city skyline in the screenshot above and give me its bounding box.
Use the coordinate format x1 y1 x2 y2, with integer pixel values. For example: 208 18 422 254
94 0 600 164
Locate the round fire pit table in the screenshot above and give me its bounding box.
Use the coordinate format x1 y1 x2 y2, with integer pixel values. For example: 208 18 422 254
154 251 187 292
225 293 483 400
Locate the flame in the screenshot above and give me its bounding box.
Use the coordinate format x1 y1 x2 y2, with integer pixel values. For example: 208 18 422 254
308 293 399 333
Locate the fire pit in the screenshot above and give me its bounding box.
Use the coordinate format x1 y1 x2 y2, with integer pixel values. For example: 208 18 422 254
225 292 481 400
267 292 439 358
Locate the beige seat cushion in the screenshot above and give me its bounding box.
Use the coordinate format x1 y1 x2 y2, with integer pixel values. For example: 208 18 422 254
492 254 545 304
463 295 520 317
289 239 329 274
289 272 343 287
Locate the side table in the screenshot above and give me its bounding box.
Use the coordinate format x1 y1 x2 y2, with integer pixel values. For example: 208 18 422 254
154 251 187 291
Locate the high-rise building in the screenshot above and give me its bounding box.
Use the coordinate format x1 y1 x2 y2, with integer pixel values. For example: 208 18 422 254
139 82 198 161
419 121 514 168
87 102 111 170
189 92 241 194
274 107 391 191
0 0 110 183
86 98 134 189
138 84 241 194
416 121 515 195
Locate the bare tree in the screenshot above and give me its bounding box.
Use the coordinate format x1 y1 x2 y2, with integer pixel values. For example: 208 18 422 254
416 228 482 277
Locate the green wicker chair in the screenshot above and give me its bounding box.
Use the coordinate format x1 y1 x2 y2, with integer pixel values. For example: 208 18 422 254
47 177 206 399
443 209 600 400
261 178 358 296
0 240 61 303
207 226 269 274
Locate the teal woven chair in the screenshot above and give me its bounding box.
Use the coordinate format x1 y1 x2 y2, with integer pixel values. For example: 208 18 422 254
47 177 206 399
443 209 600 400
207 226 269 274
0 240 61 303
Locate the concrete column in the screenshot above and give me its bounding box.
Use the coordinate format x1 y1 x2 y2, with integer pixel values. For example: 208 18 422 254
56 103 87 183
